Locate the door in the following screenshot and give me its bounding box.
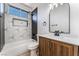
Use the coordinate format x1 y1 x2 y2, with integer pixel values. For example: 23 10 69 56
39 37 50 56
31 8 37 41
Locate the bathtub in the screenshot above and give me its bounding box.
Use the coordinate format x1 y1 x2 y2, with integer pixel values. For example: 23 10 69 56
0 39 38 56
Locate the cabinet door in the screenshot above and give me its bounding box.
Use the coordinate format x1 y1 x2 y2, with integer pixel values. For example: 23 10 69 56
60 43 74 56
50 40 54 56
50 40 62 56
50 41 74 56
39 37 50 56
39 37 45 56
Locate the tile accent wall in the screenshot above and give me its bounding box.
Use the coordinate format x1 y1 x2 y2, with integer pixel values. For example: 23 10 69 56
4 14 31 44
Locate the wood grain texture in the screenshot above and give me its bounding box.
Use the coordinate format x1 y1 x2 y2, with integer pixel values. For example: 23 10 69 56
39 36 78 56
39 37 50 56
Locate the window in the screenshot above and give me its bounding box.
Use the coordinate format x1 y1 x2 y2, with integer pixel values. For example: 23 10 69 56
0 3 4 16
0 3 1 11
8 6 29 18
20 10 28 18
0 3 1 16
9 6 20 17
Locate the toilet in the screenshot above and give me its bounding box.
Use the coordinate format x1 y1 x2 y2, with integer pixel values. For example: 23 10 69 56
28 40 38 56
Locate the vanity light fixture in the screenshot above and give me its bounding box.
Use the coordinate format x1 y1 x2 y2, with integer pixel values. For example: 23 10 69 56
49 3 54 10
53 3 58 8
60 3 63 5
49 3 64 10
49 3 58 10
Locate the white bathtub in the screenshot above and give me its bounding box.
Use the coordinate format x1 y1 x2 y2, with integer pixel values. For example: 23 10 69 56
0 39 38 56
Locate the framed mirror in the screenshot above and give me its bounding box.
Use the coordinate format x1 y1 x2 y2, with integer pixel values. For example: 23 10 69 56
49 3 70 34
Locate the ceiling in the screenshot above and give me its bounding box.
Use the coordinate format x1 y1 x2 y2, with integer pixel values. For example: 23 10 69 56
23 3 40 11
23 3 50 11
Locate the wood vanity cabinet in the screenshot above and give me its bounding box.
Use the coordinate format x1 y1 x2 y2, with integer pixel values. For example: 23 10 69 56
39 36 78 56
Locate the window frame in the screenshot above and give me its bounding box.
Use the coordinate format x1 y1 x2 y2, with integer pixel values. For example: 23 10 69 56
8 5 29 18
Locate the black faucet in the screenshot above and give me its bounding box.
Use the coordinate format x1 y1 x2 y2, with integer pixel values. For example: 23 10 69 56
54 30 60 36
54 30 64 36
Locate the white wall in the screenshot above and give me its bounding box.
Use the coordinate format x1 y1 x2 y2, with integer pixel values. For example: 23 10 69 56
38 3 79 37
70 3 79 37
38 4 50 34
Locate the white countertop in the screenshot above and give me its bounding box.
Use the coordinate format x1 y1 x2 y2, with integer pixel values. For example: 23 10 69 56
38 33 79 46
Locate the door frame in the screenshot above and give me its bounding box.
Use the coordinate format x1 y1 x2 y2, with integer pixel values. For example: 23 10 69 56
31 8 38 41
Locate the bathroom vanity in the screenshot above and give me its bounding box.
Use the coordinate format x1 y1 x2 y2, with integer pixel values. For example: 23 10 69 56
41 3 73 56
39 34 79 56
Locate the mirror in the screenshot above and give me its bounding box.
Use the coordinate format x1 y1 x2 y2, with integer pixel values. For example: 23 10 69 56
49 3 70 34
